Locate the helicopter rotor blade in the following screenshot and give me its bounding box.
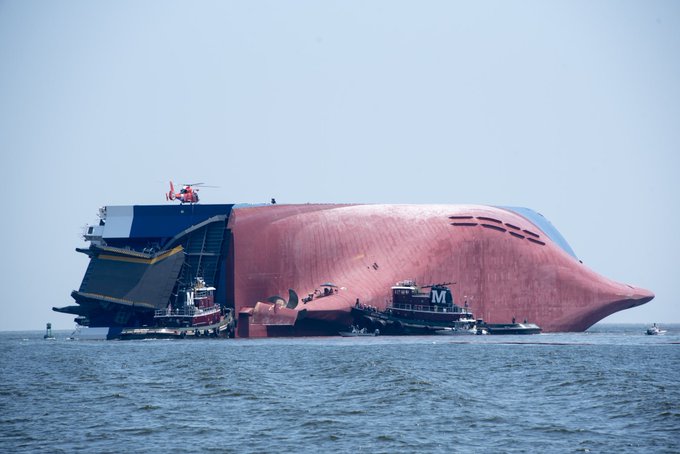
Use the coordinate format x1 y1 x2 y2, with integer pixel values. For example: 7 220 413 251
185 183 219 188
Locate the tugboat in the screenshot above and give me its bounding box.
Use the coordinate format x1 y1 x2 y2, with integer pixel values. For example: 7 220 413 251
120 277 234 339
351 280 484 335
154 277 223 328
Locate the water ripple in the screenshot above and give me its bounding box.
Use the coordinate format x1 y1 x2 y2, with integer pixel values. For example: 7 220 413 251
2 326 680 453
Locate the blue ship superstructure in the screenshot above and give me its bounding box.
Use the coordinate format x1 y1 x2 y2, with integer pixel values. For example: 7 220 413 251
54 204 234 328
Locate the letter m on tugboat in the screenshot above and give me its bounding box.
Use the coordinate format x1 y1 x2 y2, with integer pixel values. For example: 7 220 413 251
424 282 455 306
430 289 448 304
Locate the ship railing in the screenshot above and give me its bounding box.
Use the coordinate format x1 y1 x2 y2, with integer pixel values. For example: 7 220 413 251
154 305 221 318
390 303 473 315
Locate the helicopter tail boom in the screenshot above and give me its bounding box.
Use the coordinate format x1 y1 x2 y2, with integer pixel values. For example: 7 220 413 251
166 181 176 201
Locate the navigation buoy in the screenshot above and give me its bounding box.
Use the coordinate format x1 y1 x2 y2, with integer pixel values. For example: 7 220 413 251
44 323 55 340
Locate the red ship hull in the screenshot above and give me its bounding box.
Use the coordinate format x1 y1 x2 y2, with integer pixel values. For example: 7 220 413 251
228 204 653 337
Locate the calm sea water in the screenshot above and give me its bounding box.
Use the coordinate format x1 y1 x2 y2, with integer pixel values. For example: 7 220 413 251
1 324 678 453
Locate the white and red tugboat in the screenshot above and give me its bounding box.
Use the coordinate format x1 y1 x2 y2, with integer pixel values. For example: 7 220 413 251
155 277 222 327
120 278 233 339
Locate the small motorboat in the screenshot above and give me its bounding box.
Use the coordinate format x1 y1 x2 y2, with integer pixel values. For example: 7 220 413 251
434 326 487 336
485 322 542 335
339 326 379 337
646 324 667 335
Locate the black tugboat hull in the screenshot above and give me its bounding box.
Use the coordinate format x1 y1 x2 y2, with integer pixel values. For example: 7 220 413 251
350 307 476 335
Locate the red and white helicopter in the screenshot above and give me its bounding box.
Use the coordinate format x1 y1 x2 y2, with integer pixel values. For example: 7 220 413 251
165 181 216 204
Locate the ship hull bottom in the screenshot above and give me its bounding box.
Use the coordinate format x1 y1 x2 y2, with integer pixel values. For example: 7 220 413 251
241 318 348 338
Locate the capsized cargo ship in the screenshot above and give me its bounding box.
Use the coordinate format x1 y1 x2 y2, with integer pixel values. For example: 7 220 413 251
53 203 654 338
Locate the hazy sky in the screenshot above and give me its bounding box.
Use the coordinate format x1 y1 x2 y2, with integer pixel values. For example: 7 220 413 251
1 1 678 331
